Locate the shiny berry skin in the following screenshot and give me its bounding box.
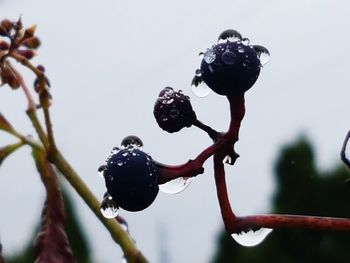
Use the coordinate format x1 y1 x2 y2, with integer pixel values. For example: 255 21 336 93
153 87 196 133
103 148 158 212
200 41 261 96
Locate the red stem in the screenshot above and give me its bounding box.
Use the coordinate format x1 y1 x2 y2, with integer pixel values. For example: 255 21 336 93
157 95 245 183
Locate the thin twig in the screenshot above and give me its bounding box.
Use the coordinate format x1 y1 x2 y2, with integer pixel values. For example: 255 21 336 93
341 129 350 169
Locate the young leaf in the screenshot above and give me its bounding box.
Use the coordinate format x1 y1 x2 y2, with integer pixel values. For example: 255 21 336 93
0 142 23 166
32 149 75 263
0 113 14 132
0 241 5 263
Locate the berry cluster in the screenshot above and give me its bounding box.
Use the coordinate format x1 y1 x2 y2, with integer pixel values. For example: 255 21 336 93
98 29 269 215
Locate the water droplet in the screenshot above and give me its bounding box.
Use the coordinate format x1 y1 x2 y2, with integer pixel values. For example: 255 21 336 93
97 165 107 178
218 29 242 43
191 75 211 98
160 114 168 122
242 37 250 45
100 194 119 218
243 59 251 68
237 46 245 53
111 147 120 154
159 177 193 194
231 228 273 247
221 50 237 65
122 152 128 157
117 160 123 166
169 109 179 119
222 155 232 164
252 45 270 65
121 135 143 149
203 49 216 64
195 69 202 77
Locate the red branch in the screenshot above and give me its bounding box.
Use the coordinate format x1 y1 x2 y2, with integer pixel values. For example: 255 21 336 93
157 95 245 183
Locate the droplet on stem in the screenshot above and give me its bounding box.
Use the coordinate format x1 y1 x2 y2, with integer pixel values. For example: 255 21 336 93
159 177 193 194
231 228 273 247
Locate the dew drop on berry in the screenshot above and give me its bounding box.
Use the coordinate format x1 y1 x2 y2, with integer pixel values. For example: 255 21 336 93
203 49 216 64
195 69 202 77
117 160 123 166
100 193 119 218
169 109 179 119
160 114 168 122
218 29 242 43
111 147 120 154
121 135 143 149
231 228 273 247
252 45 270 65
191 75 211 98
97 164 107 178
242 37 250 45
221 50 237 65
159 177 193 194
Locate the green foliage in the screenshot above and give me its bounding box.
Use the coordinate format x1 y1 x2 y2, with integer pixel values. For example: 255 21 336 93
6 189 92 263
211 137 350 263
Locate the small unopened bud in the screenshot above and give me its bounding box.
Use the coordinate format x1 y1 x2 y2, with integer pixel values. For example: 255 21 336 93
22 37 41 49
17 49 36 59
37 65 45 73
24 24 37 38
1 65 20 89
15 28 26 43
0 19 14 33
0 26 7 37
0 41 9 50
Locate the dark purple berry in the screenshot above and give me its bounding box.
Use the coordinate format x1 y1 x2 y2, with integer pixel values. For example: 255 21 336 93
194 29 269 96
153 87 196 133
200 41 260 96
102 147 158 212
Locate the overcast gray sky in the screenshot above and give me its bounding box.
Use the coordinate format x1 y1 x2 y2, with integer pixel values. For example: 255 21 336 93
1 0 350 262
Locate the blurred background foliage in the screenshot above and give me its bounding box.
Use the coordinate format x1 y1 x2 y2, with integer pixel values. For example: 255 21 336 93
211 137 350 263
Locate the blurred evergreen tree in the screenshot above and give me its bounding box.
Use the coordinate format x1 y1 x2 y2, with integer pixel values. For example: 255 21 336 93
5 189 92 263
211 137 350 263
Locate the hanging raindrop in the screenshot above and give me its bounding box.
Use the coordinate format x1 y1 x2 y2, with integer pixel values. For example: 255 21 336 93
191 75 211 98
252 45 270 65
100 193 119 219
218 29 242 43
159 177 194 194
231 228 273 247
97 164 107 178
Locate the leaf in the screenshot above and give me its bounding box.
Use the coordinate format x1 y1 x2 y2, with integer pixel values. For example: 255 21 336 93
0 142 23 166
0 113 14 132
0 241 5 263
32 149 75 263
